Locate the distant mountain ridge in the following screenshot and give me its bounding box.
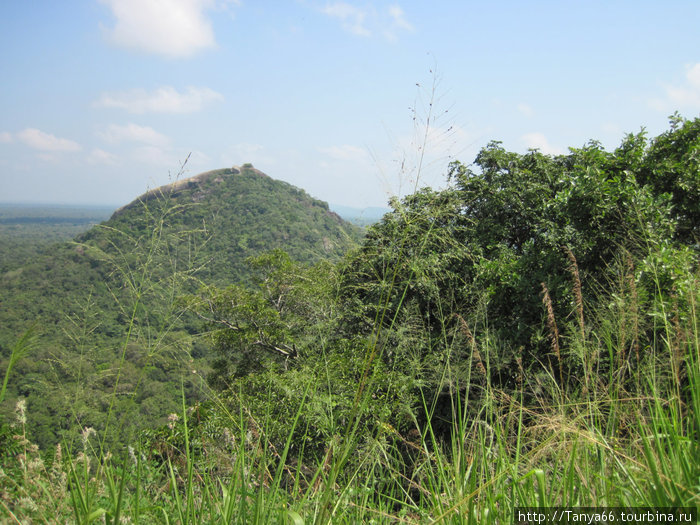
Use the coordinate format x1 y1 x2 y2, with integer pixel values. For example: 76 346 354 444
329 204 390 226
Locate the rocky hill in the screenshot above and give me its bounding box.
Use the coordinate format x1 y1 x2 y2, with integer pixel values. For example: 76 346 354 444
82 164 360 284
0 164 363 447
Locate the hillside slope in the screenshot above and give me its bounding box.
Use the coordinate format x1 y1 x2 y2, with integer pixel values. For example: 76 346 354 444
0 164 363 447
95 164 359 281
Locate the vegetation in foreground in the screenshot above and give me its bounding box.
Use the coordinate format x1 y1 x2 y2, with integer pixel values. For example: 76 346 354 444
0 164 361 450
0 116 698 523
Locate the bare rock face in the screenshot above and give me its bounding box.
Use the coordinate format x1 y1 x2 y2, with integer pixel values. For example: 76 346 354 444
110 166 254 218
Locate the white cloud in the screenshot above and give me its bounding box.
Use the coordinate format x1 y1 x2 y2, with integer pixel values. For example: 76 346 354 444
517 103 534 117
0 131 13 143
318 144 368 162
99 0 238 58
519 132 564 155
96 86 224 113
384 4 413 42
664 62 700 108
650 62 700 111
320 2 413 41
99 123 170 146
17 128 82 152
321 2 370 37
687 62 700 86
87 148 119 165
388 5 412 30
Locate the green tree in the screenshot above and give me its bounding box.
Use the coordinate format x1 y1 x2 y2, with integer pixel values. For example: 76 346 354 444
636 113 699 244
188 250 341 384
339 118 696 401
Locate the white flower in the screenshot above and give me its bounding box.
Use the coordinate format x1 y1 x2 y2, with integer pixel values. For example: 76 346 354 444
167 413 180 430
15 398 27 425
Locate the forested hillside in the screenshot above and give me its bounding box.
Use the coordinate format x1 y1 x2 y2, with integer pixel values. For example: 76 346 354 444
1 119 698 522
0 164 361 448
0 204 113 272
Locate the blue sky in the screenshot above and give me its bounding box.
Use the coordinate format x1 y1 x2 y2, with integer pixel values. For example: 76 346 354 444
1 1 699 208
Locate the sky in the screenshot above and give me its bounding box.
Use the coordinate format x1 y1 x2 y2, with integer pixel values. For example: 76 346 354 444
1 1 699 209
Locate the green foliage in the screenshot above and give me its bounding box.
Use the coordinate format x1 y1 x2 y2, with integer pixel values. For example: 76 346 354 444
189 250 338 381
0 166 361 448
1 119 698 522
186 249 417 461
188 117 699 487
0 204 112 273
0 325 38 406
339 119 696 411
90 166 360 285
636 113 700 244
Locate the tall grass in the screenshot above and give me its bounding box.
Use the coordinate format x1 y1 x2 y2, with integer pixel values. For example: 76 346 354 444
2 129 698 522
2 220 698 524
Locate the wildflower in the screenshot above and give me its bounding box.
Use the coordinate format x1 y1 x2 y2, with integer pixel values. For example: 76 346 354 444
81 427 96 449
15 398 27 425
28 456 45 473
167 413 179 430
19 497 38 512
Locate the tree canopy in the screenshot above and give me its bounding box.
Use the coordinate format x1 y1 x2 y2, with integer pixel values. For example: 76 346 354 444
197 116 698 450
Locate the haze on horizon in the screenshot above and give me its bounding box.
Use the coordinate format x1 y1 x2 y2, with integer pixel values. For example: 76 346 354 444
1 1 699 209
